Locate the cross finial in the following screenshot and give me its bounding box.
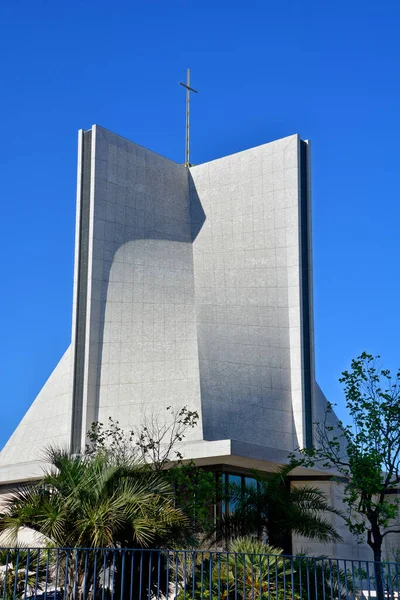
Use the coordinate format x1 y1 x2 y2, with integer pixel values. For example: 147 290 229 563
179 69 198 167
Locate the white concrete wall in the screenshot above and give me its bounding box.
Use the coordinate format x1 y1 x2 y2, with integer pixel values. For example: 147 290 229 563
80 126 203 441
0 129 315 477
0 347 72 480
0 126 380 562
190 135 308 451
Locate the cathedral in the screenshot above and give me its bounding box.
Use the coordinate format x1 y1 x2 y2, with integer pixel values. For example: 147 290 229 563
0 125 368 558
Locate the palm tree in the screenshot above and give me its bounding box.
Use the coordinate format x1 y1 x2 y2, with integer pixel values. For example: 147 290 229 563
292 554 355 600
215 464 342 551
0 448 191 548
175 538 357 600
175 538 293 600
0 449 191 600
0 548 47 600
224 538 293 600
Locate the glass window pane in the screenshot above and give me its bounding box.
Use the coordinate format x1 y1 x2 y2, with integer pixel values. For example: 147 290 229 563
221 473 228 513
244 476 257 490
229 474 242 487
228 474 242 513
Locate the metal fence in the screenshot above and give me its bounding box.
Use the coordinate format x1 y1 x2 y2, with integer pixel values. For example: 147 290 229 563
0 548 399 600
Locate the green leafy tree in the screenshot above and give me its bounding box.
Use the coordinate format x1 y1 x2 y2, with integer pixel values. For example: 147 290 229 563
294 352 400 600
166 462 219 536
214 464 341 551
86 406 199 470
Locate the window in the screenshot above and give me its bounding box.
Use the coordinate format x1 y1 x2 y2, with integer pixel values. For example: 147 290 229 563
222 472 258 515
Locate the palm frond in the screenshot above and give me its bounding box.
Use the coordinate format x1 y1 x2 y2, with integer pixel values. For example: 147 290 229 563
221 464 341 546
289 485 343 516
0 447 195 551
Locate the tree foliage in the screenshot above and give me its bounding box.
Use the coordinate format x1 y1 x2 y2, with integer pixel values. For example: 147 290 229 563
0 449 190 550
86 406 199 469
167 462 219 536
86 406 217 536
176 538 354 600
175 539 290 600
0 450 194 600
0 549 47 600
294 353 400 599
213 464 341 551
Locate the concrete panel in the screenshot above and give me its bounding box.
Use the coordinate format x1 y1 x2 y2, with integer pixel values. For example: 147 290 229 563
0 347 73 480
190 135 308 451
80 126 203 442
0 127 315 478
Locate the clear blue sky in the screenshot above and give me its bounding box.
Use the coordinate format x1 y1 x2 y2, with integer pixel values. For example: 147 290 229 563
1 0 399 448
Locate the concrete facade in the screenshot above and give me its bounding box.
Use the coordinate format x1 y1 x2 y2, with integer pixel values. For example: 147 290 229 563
0 126 317 480
0 125 369 557
70 126 203 453
190 136 313 452
0 347 72 483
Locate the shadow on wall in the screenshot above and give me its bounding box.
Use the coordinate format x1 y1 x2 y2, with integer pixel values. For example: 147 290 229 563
89 169 206 428
188 174 298 452
189 172 206 241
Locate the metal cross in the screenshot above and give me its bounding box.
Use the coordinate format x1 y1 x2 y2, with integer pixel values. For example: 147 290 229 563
179 68 198 167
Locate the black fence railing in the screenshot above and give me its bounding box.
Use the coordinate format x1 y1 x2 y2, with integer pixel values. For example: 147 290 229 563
0 548 399 600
